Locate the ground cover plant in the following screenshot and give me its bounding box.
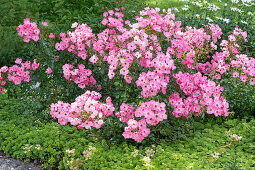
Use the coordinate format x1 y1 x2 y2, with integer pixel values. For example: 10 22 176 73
0 94 254 169
0 0 255 169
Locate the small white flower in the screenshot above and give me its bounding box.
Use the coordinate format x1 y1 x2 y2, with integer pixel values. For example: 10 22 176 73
23 144 33 153
195 14 200 18
71 22 78 28
182 5 189 11
35 144 41 150
31 82 40 89
172 7 179 12
223 18 230 23
231 134 242 141
134 52 142 59
230 6 243 13
88 146 96 151
241 21 248 25
131 150 139 157
232 0 239 3
212 152 220 159
145 149 155 157
83 150 92 159
192 2 203 7
247 12 253 15
143 156 151 164
206 17 213 23
66 149 75 157
225 130 231 136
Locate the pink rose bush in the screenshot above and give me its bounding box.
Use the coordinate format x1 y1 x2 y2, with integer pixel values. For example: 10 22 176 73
1 7 254 142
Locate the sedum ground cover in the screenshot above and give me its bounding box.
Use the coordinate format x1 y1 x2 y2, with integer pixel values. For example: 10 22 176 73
0 93 254 169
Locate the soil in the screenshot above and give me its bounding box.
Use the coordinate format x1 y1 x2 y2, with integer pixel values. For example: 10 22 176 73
0 152 42 170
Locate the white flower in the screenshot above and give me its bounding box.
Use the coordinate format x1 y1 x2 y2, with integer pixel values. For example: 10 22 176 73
241 21 248 25
223 18 230 23
225 130 231 136
182 5 189 11
31 82 40 89
83 150 92 159
230 7 243 13
134 52 142 59
231 0 239 3
131 150 139 157
247 12 253 15
143 156 151 164
192 2 203 7
231 134 242 141
172 7 179 12
66 149 75 157
23 144 33 153
88 146 96 151
212 152 220 159
35 144 41 150
195 14 200 18
145 149 155 157
207 3 220 11
241 0 253 3
206 17 213 23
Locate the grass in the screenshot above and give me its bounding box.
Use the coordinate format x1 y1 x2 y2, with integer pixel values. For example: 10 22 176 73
146 0 186 9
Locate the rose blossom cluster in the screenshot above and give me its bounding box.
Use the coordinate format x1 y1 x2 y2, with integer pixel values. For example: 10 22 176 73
165 25 221 71
92 8 173 82
0 59 39 93
194 27 254 84
8 59 39 85
169 72 229 117
122 119 150 142
55 23 95 60
0 66 8 93
135 52 176 98
62 64 100 90
115 103 135 123
17 18 40 42
116 100 167 142
231 54 255 84
50 91 114 129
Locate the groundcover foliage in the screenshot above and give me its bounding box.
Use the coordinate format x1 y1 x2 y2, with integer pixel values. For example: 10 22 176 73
0 94 254 169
